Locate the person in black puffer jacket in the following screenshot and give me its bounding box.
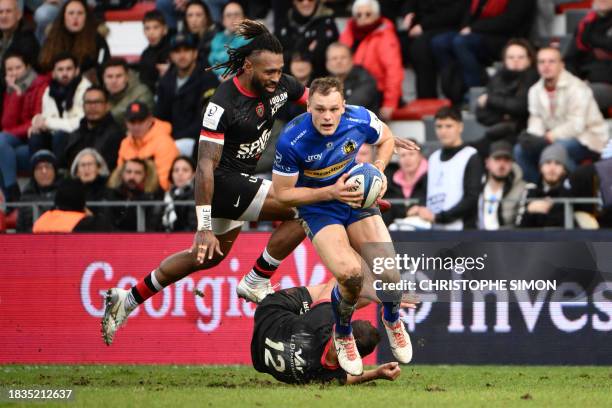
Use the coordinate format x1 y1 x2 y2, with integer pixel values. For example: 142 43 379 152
161 156 197 232
473 38 539 157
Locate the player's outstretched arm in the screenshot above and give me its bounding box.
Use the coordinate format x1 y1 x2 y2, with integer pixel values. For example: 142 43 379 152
345 362 401 385
272 173 363 208
193 140 224 263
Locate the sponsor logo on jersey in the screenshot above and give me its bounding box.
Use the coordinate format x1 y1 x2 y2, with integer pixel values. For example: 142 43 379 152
237 128 272 159
202 102 224 130
303 158 352 179
270 92 288 116
305 153 323 163
291 130 306 146
342 140 357 155
256 102 265 118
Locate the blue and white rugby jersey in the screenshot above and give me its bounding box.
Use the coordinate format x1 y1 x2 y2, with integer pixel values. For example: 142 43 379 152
272 105 383 189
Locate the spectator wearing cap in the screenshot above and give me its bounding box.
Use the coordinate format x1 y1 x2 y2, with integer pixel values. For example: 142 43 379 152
383 139 428 226
107 158 162 231
28 52 91 159
515 47 608 183
155 32 219 157
565 0 612 116
325 42 380 114
32 178 105 233
339 0 404 121
477 141 526 230
516 144 572 228
102 58 154 129
117 101 178 191
208 2 249 80
16 150 59 232
275 0 338 79
62 86 124 170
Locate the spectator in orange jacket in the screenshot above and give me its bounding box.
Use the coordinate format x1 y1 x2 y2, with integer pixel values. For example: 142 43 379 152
117 101 178 191
0 51 49 198
339 0 404 121
32 178 106 233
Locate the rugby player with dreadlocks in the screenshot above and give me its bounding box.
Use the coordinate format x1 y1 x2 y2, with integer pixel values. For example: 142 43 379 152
101 20 312 345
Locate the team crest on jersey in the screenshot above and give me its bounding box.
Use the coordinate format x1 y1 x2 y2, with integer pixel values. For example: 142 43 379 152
326 142 333 150
256 102 265 117
342 140 357 155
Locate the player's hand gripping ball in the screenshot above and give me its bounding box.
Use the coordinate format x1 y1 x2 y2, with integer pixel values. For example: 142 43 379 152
346 163 384 209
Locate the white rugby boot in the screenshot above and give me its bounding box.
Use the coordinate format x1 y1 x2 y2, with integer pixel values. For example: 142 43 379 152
333 328 363 376
101 288 132 346
236 275 275 303
382 316 413 364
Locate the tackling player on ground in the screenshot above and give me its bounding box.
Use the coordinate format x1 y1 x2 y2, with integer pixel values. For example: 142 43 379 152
102 20 310 345
272 77 418 375
251 277 415 385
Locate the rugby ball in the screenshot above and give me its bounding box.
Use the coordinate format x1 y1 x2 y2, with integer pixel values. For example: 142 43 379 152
346 163 384 208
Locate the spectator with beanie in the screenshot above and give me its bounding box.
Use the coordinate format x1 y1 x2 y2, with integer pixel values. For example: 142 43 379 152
408 107 483 230
478 141 526 230
28 53 90 158
0 0 39 68
139 10 170 93
0 51 49 197
325 42 379 113
16 150 58 232
155 32 219 157
63 85 124 170
161 156 197 231
516 47 608 183
398 0 468 99
32 178 105 233
38 0 110 77
516 144 572 228
117 101 178 191
565 0 612 115
431 0 534 104
473 38 539 157
102 58 154 128
276 0 338 79
339 0 404 121
107 158 162 231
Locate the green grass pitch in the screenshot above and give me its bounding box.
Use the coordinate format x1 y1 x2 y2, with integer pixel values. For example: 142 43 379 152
1 365 611 407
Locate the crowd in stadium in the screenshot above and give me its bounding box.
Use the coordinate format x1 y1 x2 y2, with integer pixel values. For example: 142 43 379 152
0 0 610 232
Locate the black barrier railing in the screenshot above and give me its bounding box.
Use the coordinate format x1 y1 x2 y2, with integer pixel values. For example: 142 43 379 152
2 197 604 232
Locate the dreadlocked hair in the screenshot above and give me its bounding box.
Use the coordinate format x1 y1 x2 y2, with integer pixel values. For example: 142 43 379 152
209 19 283 78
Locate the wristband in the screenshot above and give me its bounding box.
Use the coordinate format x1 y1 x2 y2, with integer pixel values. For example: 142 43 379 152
196 205 212 231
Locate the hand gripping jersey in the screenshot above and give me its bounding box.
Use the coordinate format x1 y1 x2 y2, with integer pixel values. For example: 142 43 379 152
251 287 346 384
200 74 308 176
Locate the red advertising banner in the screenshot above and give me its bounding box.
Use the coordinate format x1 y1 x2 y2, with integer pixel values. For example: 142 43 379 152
0 234 376 365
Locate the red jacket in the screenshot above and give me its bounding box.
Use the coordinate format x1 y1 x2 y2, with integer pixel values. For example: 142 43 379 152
340 17 404 110
2 74 50 139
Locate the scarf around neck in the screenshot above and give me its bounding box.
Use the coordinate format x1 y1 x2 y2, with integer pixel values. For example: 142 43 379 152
49 75 82 116
8 67 37 95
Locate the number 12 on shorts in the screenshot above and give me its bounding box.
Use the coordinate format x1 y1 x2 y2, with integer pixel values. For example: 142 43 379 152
264 338 286 373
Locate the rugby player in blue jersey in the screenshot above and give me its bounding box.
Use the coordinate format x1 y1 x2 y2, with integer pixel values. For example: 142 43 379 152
272 77 419 375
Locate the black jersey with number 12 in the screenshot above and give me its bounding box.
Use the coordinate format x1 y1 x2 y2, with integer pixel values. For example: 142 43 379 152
199 74 307 175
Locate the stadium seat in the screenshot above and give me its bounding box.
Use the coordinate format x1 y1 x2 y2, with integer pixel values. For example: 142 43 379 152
608 107 612 118
538 35 573 55
104 1 155 22
468 87 486 114
423 113 487 142
6 209 17 230
392 99 451 120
